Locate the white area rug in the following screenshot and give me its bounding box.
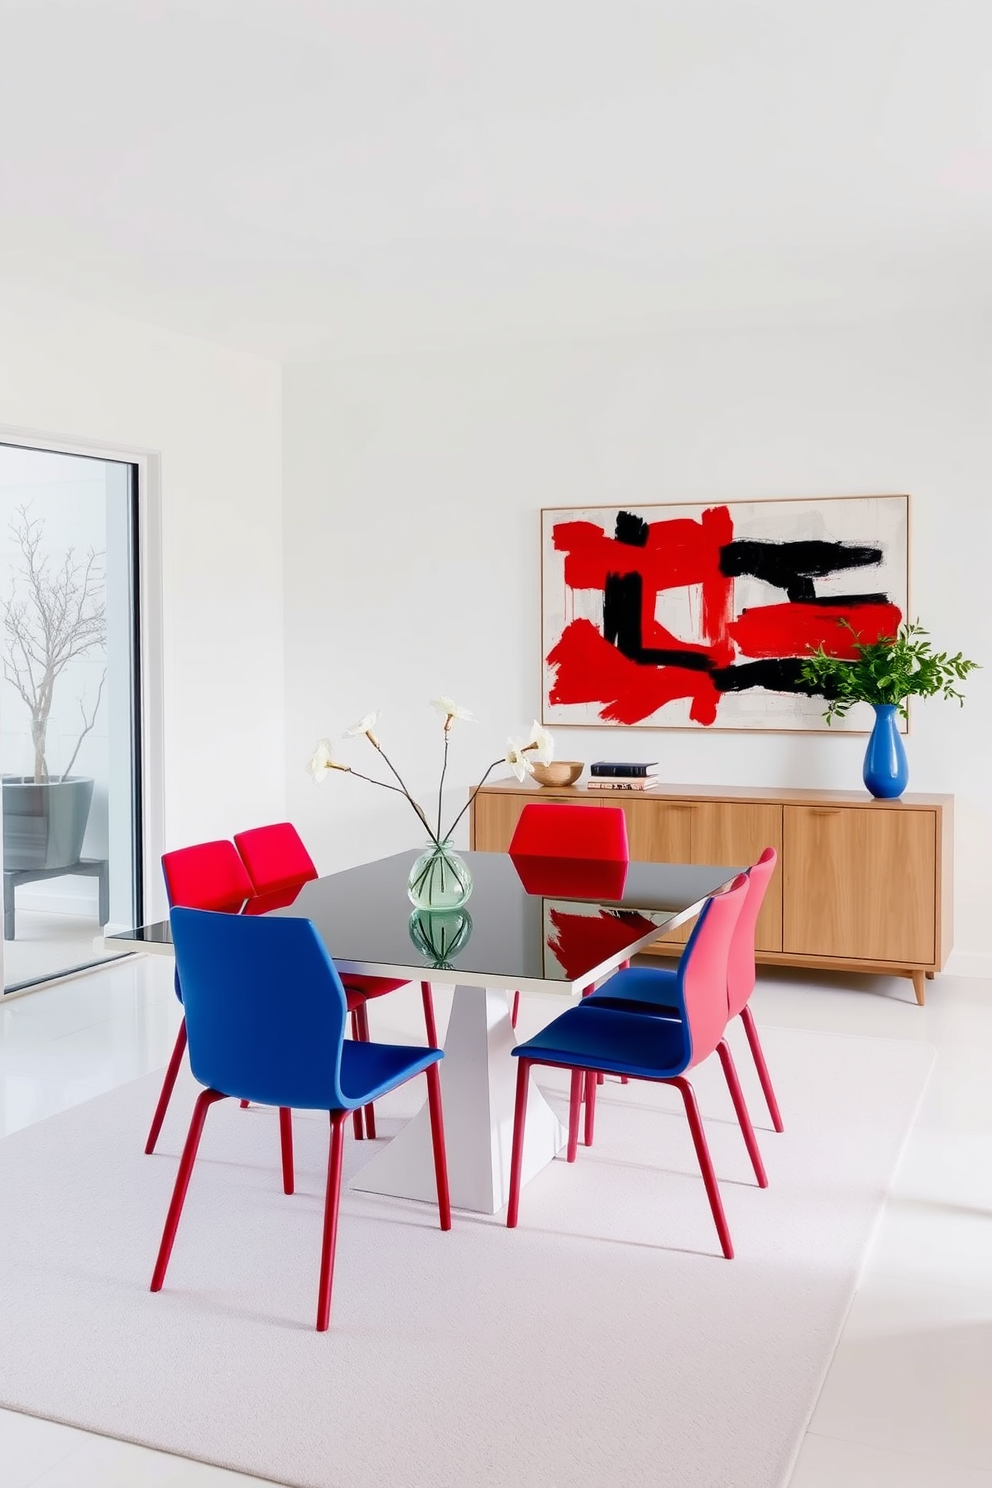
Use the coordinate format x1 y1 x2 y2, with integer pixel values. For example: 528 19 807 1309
0 1026 933 1488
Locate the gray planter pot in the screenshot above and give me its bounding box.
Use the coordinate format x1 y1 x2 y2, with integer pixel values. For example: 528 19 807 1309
1 776 95 871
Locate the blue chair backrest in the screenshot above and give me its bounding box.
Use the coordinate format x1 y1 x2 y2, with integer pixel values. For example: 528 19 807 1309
170 907 350 1110
673 874 749 1070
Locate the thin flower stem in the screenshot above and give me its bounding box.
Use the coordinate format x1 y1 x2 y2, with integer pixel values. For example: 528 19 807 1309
436 729 450 841
441 758 504 842
367 738 440 845
347 769 407 795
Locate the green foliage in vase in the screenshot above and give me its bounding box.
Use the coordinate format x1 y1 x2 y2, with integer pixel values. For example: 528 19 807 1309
799 619 979 723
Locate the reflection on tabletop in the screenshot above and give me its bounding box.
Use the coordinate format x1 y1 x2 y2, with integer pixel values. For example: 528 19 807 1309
507 852 628 901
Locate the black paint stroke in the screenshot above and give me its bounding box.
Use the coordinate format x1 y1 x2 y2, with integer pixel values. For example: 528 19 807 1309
603 571 714 671
711 659 841 698
614 511 650 547
794 593 890 608
720 540 883 602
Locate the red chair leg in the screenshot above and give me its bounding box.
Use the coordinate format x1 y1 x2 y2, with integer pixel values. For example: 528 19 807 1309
671 1076 733 1259
346 1009 364 1139
354 1003 376 1140
240 1100 250 1109
506 1059 531 1228
279 1106 294 1195
150 1087 226 1291
510 989 520 1028
145 1019 188 1155
424 1062 452 1230
584 1069 597 1147
567 1069 583 1162
421 981 439 1048
316 1110 347 1332
740 1004 784 1132
716 1039 768 1188
619 960 630 1075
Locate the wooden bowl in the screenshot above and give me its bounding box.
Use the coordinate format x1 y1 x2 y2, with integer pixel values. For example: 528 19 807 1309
530 760 583 789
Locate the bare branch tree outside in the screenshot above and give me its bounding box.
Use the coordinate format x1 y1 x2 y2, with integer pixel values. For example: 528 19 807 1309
2 503 107 782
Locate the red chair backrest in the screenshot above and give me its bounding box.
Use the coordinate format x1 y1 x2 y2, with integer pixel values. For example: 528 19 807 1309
727 847 777 1019
233 822 318 896
161 839 254 913
678 874 748 1070
508 802 629 861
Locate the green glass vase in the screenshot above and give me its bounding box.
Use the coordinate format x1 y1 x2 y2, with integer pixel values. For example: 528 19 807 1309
406 839 473 910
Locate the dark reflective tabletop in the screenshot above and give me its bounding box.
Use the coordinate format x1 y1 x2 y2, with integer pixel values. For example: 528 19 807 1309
271 850 739 992
110 850 741 994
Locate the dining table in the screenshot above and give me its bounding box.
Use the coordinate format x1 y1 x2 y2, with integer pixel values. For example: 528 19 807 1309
109 848 741 1214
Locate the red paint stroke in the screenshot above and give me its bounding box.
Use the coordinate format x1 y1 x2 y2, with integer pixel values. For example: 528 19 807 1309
547 617 720 726
701 511 736 651
553 508 730 600
555 507 735 664
730 602 903 660
547 906 656 982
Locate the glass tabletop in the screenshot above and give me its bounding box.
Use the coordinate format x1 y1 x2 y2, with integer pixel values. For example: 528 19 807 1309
112 850 741 994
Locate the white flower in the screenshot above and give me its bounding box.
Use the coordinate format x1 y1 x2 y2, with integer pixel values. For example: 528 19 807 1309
527 721 555 765
345 711 381 745
307 739 350 783
505 738 535 783
431 696 475 731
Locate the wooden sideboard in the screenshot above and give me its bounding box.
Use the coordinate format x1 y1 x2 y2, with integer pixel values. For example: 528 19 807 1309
469 781 953 1005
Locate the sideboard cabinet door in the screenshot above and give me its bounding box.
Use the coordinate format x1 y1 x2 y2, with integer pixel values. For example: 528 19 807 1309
783 805 937 965
615 799 692 864
622 799 694 946
690 802 783 952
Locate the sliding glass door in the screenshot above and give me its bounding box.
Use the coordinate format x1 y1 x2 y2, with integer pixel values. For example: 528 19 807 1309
0 442 142 992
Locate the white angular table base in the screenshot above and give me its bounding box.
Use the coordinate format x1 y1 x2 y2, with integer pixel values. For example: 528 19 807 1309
350 985 567 1214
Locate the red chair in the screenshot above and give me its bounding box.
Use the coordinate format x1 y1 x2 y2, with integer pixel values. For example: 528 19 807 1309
727 847 783 1132
507 802 629 1028
507 875 765 1255
144 840 256 1155
233 822 439 1140
580 847 784 1144
508 801 629 860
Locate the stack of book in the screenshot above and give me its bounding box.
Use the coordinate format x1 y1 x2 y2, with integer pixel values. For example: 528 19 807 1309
587 761 660 791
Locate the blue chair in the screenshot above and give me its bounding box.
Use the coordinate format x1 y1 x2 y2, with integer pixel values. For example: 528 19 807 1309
145 839 257 1155
150 908 452 1331
506 875 765 1258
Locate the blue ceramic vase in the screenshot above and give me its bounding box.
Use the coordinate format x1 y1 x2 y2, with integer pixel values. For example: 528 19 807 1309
862 704 908 799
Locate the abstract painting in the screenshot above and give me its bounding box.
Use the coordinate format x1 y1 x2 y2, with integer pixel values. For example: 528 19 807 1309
542 495 908 731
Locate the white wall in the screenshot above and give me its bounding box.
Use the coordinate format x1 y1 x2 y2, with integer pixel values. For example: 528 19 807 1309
0 283 285 920
283 310 992 973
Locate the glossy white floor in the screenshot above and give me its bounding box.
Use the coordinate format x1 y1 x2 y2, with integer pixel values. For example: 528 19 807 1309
3 908 121 993
0 954 990 1488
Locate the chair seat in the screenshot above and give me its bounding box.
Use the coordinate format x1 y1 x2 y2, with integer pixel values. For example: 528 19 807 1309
513 1004 689 1081
341 973 409 998
339 1040 442 1107
582 964 680 1017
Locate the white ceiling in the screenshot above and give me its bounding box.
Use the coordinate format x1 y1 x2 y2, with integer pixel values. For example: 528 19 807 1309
1 0 990 360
